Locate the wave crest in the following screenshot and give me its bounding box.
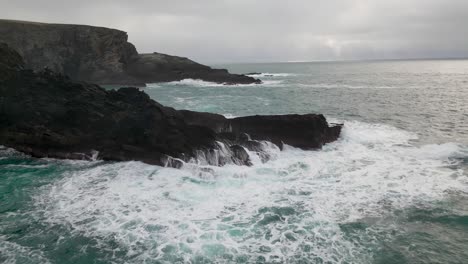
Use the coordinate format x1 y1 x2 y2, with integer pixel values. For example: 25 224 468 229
30 120 468 263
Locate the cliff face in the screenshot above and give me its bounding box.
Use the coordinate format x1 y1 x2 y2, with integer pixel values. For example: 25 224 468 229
0 43 342 167
0 20 138 84
0 19 259 85
0 42 25 81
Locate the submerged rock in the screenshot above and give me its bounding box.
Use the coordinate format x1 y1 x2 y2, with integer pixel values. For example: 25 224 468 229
245 72 262 75
0 43 342 167
0 19 260 86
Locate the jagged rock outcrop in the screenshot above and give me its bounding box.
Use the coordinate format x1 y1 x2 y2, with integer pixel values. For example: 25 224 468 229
0 43 342 166
179 110 342 150
0 19 260 86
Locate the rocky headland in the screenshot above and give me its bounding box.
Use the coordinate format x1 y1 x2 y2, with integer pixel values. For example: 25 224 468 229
0 43 342 167
0 19 260 86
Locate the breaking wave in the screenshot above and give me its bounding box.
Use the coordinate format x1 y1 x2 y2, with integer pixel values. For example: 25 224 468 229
29 120 467 263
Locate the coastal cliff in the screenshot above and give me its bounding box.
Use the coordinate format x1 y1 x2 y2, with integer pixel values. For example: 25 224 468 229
0 43 341 166
0 19 259 85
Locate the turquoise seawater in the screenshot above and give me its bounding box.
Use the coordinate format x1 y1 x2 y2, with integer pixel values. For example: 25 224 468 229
1 60 468 263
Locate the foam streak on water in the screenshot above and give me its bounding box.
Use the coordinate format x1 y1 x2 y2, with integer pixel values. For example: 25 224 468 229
27 121 467 263
147 78 282 88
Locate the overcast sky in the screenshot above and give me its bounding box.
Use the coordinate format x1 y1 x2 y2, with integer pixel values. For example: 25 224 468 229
1 0 468 63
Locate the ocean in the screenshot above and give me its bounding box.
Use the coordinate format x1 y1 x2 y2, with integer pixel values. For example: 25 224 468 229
1 60 467 263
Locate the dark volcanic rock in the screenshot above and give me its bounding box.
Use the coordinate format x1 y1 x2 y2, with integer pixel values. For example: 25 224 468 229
245 72 262 76
0 19 260 86
230 145 252 166
179 110 342 150
0 42 25 81
0 44 217 165
229 114 342 150
126 52 260 85
0 43 342 166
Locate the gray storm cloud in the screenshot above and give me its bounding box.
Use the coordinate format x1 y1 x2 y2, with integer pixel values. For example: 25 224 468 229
1 0 468 63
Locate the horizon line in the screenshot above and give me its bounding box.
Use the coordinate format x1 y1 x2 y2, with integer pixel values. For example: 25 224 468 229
209 56 468 65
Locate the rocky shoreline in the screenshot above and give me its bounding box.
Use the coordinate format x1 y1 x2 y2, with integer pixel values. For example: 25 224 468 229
0 19 260 86
0 43 342 167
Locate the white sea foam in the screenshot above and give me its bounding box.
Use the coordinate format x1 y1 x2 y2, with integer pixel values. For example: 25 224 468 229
222 113 237 119
33 121 468 263
0 236 51 264
0 145 24 158
247 73 297 77
168 79 228 87
147 78 283 88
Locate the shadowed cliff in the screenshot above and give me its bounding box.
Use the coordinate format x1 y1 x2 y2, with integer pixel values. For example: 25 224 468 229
0 19 260 86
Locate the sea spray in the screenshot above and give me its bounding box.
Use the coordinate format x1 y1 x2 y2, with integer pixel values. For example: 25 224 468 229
21 121 467 263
